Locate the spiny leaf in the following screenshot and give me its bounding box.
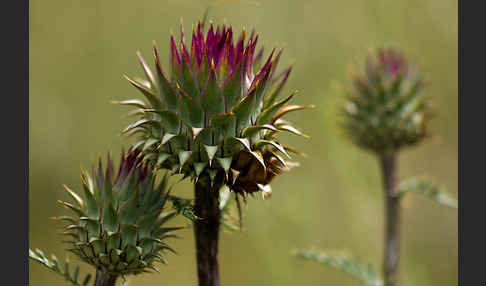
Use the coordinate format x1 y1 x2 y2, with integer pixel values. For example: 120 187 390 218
62 185 83 207
216 157 232 173
154 41 179 111
122 119 159 135
222 59 244 112
264 63 294 108
112 99 148 109
202 68 225 119
102 202 119 234
395 177 458 208
276 124 310 138
143 138 159 151
257 91 296 125
58 201 85 217
193 161 207 176
157 153 171 166
124 74 162 109
231 89 257 129
270 104 314 124
29 249 92 286
293 249 383 286
136 51 157 93
145 109 181 134
254 140 290 158
177 85 204 128
241 125 277 138
204 145 219 163
225 136 251 151
209 113 236 142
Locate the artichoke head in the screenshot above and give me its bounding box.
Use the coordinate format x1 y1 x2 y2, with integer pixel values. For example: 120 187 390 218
56 149 179 275
117 21 312 196
343 48 428 154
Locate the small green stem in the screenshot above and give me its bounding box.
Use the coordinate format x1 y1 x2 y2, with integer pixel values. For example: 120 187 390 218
380 153 401 286
93 270 118 286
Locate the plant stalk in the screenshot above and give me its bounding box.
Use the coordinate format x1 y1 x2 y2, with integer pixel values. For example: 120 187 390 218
93 270 118 286
193 180 221 286
380 153 401 286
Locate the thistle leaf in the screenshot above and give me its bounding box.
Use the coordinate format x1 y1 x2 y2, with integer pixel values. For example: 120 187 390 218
204 145 219 162
112 99 148 109
222 60 244 112
136 51 157 93
276 124 310 138
254 140 290 158
143 138 159 151
29 249 92 286
157 153 171 166
264 64 293 109
63 185 84 207
270 104 314 124
257 91 296 125
102 202 119 234
58 201 85 217
118 194 139 225
178 86 204 128
210 114 236 143
395 177 458 208
145 110 181 134
154 41 179 111
124 75 162 109
293 249 383 286
202 68 225 119
122 119 159 135
241 125 277 138
232 89 257 129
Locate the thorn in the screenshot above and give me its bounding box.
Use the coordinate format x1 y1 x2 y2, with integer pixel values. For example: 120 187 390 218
192 127 203 139
230 169 240 185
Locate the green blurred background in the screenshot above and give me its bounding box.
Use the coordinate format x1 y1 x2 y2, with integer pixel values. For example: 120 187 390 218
29 0 457 285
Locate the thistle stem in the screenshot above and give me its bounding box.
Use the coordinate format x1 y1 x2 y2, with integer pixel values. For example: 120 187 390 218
194 180 221 286
379 153 401 286
93 270 118 286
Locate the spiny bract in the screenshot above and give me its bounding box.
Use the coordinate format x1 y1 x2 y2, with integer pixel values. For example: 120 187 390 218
117 20 312 196
56 149 180 275
343 47 428 154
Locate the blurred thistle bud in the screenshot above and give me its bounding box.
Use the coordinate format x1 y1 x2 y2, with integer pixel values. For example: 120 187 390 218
115 20 312 196
55 148 180 276
343 47 429 154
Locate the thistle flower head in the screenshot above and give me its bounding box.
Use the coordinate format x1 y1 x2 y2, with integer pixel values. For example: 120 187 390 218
343 47 428 154
117 20 312 196
56 148 179 275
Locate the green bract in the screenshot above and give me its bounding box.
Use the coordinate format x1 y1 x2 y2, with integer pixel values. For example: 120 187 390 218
56 149 180 275
343 48 428 154
117 21 312 196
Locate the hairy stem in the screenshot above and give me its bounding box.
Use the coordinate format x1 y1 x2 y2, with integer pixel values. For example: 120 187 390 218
380 153 401 286
93 270 118 286
194 180 221 286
